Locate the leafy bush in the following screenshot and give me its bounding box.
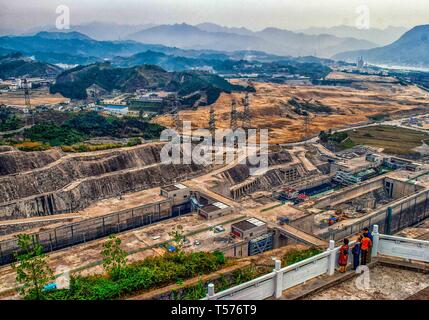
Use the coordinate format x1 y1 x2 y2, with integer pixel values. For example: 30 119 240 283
44 251 226 300
61 143 123 153
14 141 51 151
176 265 264 300
0 107 24 131
126 137 142 147
282 248 322 266
23 122 84 146
63 112 121 137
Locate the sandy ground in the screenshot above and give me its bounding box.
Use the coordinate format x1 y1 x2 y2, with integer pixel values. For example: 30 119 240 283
306 265 429 300
0 90 69 107
155 72 429 144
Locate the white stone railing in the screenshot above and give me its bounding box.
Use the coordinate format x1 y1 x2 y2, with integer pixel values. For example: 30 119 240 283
203 225 429 300
377 234 429 262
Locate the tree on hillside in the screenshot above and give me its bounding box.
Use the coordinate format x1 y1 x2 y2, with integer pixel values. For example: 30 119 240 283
12 234 54 300
101 234 127 278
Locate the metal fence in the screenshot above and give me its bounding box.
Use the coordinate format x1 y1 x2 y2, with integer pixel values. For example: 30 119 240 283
0 198 187 266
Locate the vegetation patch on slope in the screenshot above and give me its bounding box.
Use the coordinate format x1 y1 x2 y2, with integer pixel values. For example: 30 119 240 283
321 125 429 158
50 62 252 102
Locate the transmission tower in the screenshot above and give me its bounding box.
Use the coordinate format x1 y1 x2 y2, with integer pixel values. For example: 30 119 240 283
23 79 34 125
23 79 31 108
230 98 238 131
208 103 216 137
303 113 312 142
171 95 180 132
241 93 251 131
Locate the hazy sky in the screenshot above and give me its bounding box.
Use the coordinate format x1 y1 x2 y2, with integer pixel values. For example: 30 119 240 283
1 0 428 32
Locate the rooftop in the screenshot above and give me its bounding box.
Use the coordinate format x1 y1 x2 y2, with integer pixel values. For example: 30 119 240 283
232 217 265 231
162 183 188 192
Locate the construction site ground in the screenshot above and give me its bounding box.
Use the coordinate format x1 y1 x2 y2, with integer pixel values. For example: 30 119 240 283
0 89 69 107
154 72 429 144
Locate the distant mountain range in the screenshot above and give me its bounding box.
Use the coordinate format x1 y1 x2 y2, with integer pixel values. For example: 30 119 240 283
2 22 428 71
0 52 62 79
0 31 333 68
2 22 405 60
0 32 177 65
333 25 429 68
112 50 332 80
298 25 407 46
127 23 377 57
23 22 157 41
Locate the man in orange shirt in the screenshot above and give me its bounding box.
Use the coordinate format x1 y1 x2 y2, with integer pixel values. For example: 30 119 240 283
360 234 372 265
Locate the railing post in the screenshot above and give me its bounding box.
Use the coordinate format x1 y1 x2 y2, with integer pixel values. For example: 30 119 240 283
327 240 336 276
372 225 380 258
273 259 282 299
207 283 215 299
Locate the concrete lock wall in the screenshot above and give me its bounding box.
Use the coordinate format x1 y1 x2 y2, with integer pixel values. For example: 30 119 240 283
320 185 429 241
0 199 176 266
289 214 315 234
314 177 385 209
204 228 429 300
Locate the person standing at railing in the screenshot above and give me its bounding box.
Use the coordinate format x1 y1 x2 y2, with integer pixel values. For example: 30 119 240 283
352 236 362 270
360 233 372 265
338 238 349 273
363 227 373 263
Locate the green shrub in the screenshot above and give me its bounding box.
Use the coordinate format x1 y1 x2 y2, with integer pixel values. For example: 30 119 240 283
282 248 322 266
23 122 84 146
44 251 226 300
14 141 51 151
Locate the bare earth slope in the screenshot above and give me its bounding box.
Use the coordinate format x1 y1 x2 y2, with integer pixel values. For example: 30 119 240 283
0 143 211 219
155 72 429 144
